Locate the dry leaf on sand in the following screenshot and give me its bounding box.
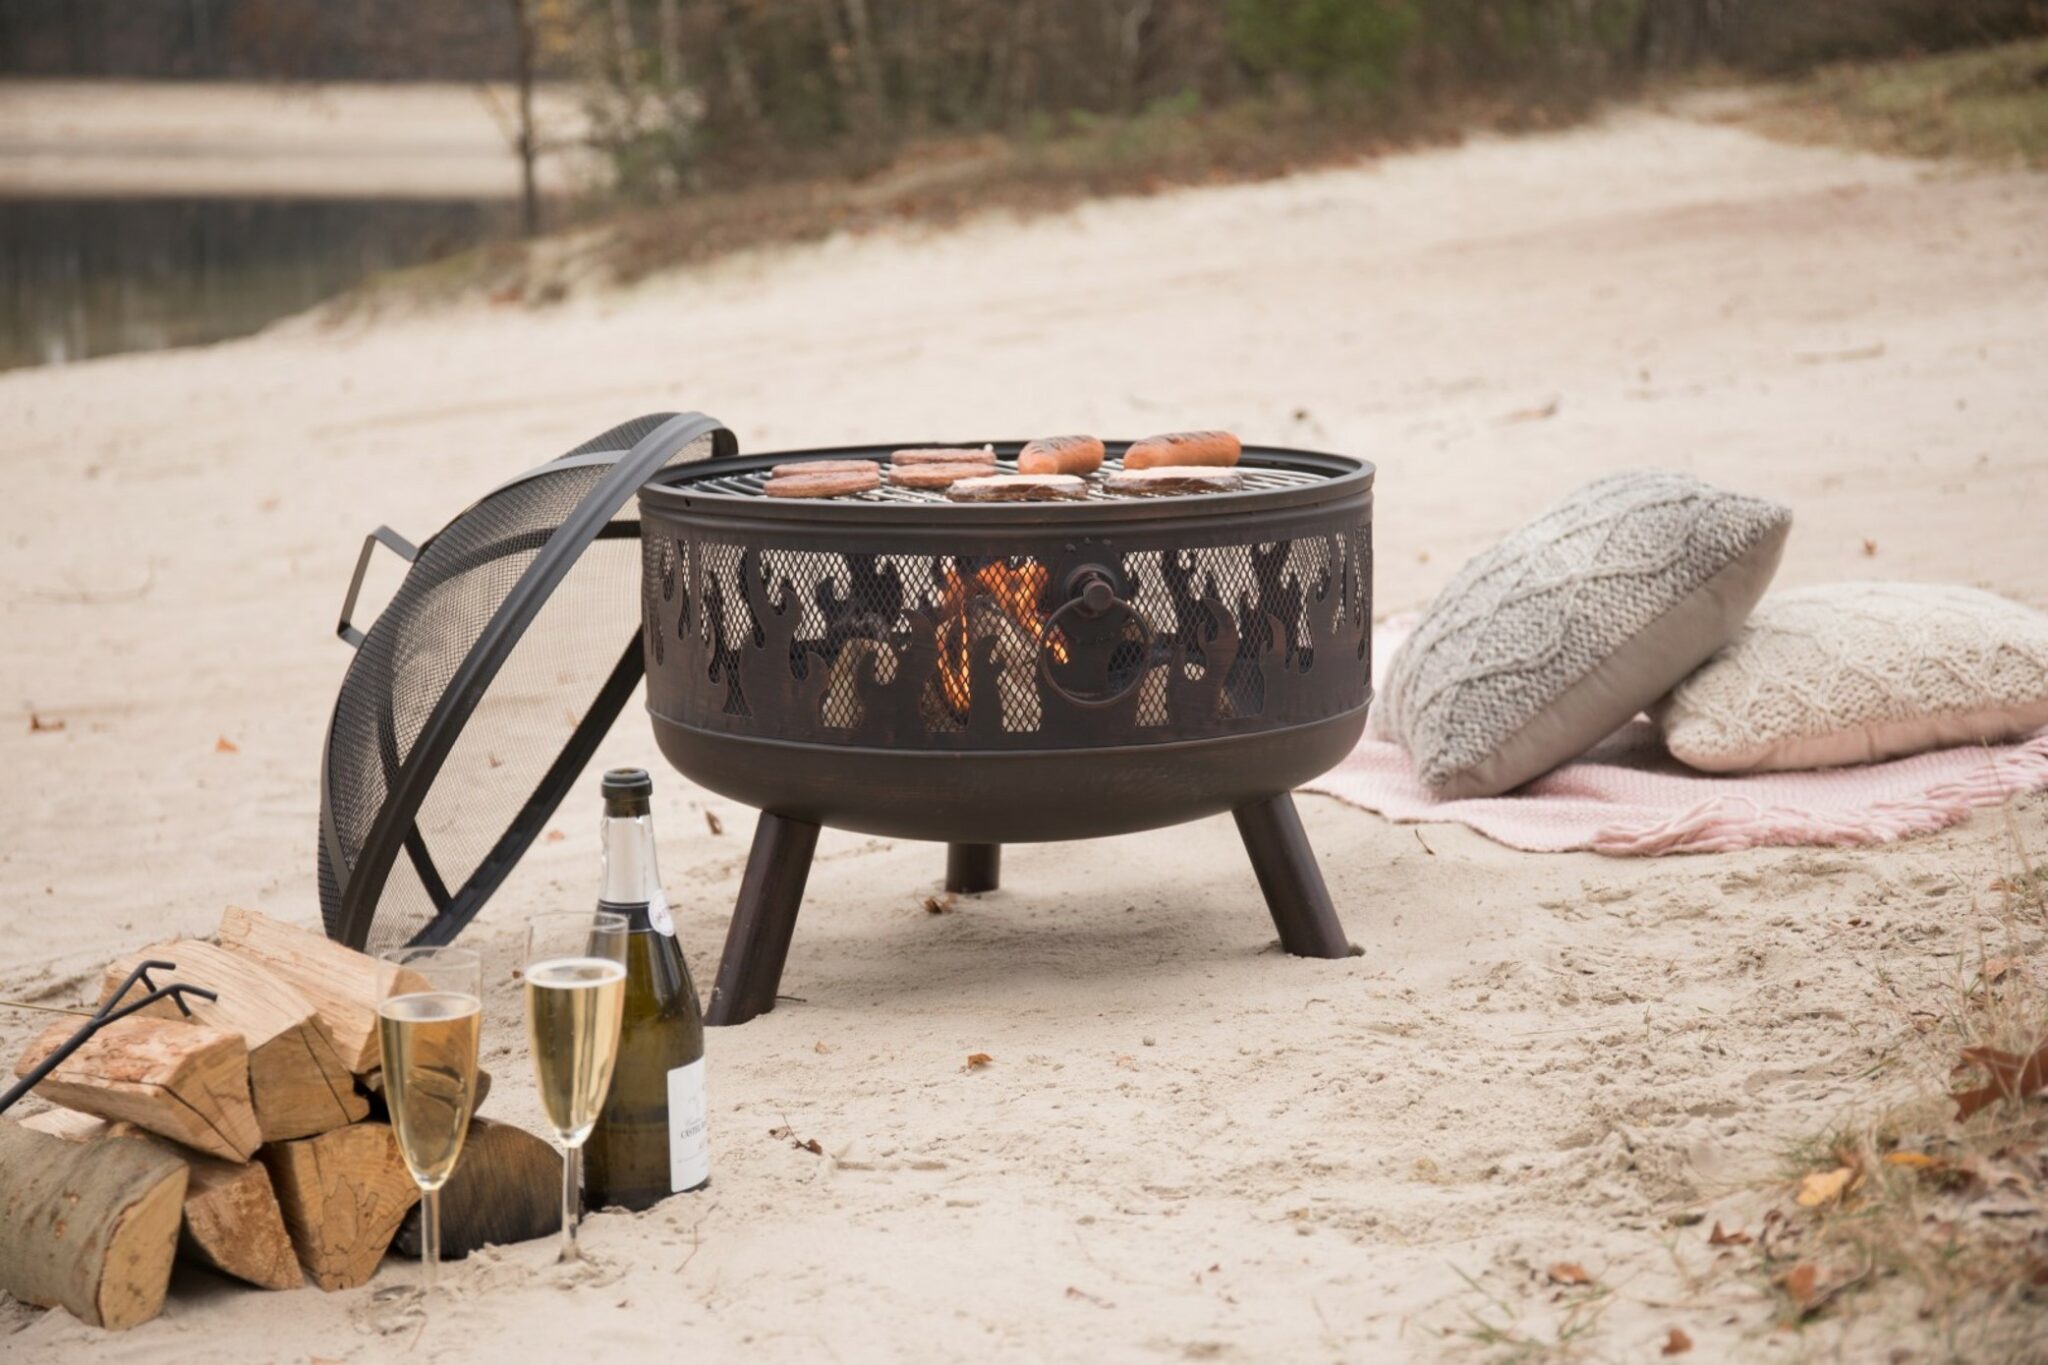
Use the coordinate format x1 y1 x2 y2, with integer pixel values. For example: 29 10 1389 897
1707 1221 1751 1247
704 810 724 836
1796 1167 1856 1207
1951 1044 2048 1122
1662 1326 1693 1356
1778 1263 1819 1308
1546 1262 1591 1286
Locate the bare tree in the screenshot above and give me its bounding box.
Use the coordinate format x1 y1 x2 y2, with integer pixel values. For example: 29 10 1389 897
509 0 542 236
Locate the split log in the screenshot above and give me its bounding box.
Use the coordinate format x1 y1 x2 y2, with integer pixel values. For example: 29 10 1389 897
168 1143 303 1290
262 1122 421 1291
12 1014 260 1161
0 1119 187 1330
104 941 368 1141
15 1105 110 1142
217 905 424 1074
19 1109 303 1290
392 1117 561 1260
361 1063 492 1118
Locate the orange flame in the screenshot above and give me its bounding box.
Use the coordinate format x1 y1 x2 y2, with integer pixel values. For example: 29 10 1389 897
935 561 1071 714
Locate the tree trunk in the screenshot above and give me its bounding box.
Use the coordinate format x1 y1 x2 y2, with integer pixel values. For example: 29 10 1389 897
843 0 886 114
718 27 765 126
12 1013 261 1161
657 0 682 87
0 1120 187 1331
508 0 541 236
608 0 636 84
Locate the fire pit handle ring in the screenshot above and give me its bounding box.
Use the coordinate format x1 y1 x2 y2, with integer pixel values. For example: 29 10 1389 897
1039 570 1156 710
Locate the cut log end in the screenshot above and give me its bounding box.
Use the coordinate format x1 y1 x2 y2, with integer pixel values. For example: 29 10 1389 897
263 1122 420 1291
12 1014 260 1161
0 1120 188 1331
391 1117 561 1260
18 1108 304 1291
98 1170 187 1329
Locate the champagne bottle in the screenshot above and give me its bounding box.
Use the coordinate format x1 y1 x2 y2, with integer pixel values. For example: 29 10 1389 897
582 768 710 1210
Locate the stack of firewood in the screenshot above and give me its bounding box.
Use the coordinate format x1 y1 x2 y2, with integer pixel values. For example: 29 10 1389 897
0 908 559 1331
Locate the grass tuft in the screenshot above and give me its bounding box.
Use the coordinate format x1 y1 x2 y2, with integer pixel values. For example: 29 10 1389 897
1722 825 2048 1357
1744 37 2048 167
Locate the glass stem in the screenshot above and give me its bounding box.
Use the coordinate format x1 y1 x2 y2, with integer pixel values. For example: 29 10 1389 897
560 1142 582 1262
421 1187 442 1286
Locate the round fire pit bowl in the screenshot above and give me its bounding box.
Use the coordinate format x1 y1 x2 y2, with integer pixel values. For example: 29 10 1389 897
638 439 1374 1024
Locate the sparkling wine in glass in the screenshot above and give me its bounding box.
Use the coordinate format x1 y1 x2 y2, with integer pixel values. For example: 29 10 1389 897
377 946 483 1288
523 910 628 1263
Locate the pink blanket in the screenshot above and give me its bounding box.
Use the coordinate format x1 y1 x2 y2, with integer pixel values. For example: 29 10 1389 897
1302 622 2048 855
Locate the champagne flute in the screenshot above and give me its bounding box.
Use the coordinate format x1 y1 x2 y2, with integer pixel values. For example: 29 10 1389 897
523 910 629 1263
376 946 483 1288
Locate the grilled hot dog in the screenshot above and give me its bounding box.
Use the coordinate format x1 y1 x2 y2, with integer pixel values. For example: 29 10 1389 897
1123 430 1241 471
1018 435 1105 477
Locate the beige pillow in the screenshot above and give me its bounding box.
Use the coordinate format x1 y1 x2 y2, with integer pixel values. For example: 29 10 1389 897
1379 470 1791 799
1661 582 2048 773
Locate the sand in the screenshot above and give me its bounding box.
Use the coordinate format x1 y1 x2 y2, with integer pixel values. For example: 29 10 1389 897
2 107 2045 1360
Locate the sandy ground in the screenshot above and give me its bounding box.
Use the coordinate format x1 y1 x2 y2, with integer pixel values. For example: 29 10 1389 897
0 80 592 197
2 108 2046 1361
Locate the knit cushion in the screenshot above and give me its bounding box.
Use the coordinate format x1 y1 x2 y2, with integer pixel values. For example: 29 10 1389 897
1379 471 1791 799
1661 583 2048 773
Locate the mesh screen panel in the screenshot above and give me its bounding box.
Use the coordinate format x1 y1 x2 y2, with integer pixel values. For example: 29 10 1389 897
643 501 1372 751
321 415 724 950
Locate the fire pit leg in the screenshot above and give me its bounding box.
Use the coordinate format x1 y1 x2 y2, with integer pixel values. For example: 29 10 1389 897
1233 794 1358 959
706 812 821 1027
945 844 1001 894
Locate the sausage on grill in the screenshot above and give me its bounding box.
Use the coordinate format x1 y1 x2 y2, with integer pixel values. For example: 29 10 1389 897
763 468 882 498
1123 431 1241 471
769 459 879 479
1017 435 1104 478
891 447 998 467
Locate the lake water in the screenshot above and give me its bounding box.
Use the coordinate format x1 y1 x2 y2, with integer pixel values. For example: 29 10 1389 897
0 194 513 370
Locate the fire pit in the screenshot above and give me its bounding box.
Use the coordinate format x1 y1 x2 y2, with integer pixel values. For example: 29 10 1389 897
638 440 1374 1025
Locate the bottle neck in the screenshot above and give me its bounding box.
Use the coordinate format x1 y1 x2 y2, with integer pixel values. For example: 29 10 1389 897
599 811 662 913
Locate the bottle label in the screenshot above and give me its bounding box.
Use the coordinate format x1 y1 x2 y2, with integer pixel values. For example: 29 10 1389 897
667 1057 710 1192
648 888 676 937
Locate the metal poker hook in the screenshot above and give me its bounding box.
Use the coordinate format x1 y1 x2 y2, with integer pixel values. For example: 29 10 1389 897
0 959 218 1116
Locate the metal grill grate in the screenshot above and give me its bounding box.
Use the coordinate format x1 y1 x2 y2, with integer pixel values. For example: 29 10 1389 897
678 457 1326 504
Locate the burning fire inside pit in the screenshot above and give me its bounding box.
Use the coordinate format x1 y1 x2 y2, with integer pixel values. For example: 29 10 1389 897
934 560 1072 717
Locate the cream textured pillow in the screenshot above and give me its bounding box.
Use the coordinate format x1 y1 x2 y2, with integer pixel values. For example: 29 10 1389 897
1660 583 2048 773
1379 471 1791 799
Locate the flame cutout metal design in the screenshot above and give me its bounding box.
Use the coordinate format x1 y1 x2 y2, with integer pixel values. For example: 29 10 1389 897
643 518 1371 751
